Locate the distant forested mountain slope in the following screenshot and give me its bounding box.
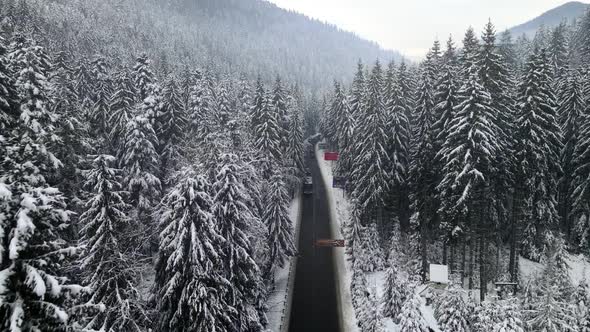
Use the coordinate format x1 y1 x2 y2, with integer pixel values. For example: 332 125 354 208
9 0 401 92
508 1 589 37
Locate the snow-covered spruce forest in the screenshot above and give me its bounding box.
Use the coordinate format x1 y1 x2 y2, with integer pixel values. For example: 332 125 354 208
0 0 313 331
320 16 590 332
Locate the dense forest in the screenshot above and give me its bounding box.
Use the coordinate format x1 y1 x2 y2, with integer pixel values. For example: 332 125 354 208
0 0 315 331
0 0 400 94
320 11 590 331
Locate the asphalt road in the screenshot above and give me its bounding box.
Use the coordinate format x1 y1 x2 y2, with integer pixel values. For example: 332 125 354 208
289 155 341 332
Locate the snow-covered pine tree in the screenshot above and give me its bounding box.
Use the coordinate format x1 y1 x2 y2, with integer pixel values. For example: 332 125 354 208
78 155 147 331
526 282 577 332
251 78 282 178
474 298 525 332
575 278 590 331
212 153 265 331
396 60 416 122
476 21 516 278
432 39 461 257
132 53 155 101
50 53 87 202
108 70 136 154
436 67 501 300
492 298 526 332
410 67 437 281
460 27 480 79
73 58 92 106
357 286 384 332
158 76 187 178
381 262 411 322
342 61 366 185
155 169 235 332
548 22 569 82
398 293 430 332
351 61 390 224
0 42 83 331
188 71 215 143
287 105 305 175
559 71 586 242
354 222 386 272
350 261 368 309
383 61 411 232
514 48 562 262
271 76 290 153
332 82 355 177
434 284 474 332
264 171 296 273
572 82 590 249
89 66 113 144
120 113 161 211
215 83 232 131
0 35 18 138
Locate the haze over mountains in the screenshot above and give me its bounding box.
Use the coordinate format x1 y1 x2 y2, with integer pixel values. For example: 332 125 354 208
24 0 403 93
508 1 589 37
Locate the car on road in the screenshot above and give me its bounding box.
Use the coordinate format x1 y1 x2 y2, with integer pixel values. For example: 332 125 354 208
303 176 313 195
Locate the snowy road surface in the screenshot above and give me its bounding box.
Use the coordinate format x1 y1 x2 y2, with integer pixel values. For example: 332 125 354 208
289 155 341 332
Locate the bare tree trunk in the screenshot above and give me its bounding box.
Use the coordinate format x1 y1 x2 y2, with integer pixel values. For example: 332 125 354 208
468 238 474 289
479 234 486 302
443 241 448 265
461 239 466 287
421 215 428 282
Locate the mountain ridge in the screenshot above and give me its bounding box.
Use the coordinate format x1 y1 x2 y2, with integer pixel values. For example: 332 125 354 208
508 1 589 37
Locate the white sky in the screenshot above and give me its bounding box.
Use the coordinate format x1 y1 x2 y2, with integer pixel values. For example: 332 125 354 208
266 0 589 60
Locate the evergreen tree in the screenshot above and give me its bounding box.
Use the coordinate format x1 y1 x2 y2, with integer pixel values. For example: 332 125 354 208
251 78 282 176
548 23 569 81
264 171 296 273
332 82 355 177
381 263 411 322
212 153 265 331
287 105 305 174
410 67 437 281
120 113 161 211
460 27 480 77
434 285 474 332
351 61 390 223
514 49 562 262
133 53 155 101
575 279 590 331
383 61 411 232
271 76 290 152
155 169 235 332
398 294 430 332
109 70 136 153
0 35 18 143
158 76 187 177
0 42 82 331
78 155 147 331
357 286 384 332
187 72 210 141
559 71 586 242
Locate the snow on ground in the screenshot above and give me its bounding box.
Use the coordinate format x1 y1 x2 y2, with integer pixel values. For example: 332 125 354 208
266 194 301 332
317 144 440 332
520 252 590 286
137 261 156 302
316 145 359 332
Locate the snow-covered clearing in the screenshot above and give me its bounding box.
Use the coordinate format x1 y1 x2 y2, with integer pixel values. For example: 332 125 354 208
520 252 590 286
317 145 440 332
266 193 301 332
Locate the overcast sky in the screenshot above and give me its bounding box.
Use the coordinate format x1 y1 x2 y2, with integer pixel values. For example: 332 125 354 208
266 0 588 60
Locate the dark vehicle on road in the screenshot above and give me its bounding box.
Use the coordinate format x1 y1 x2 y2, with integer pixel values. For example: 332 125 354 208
303 176 313 195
